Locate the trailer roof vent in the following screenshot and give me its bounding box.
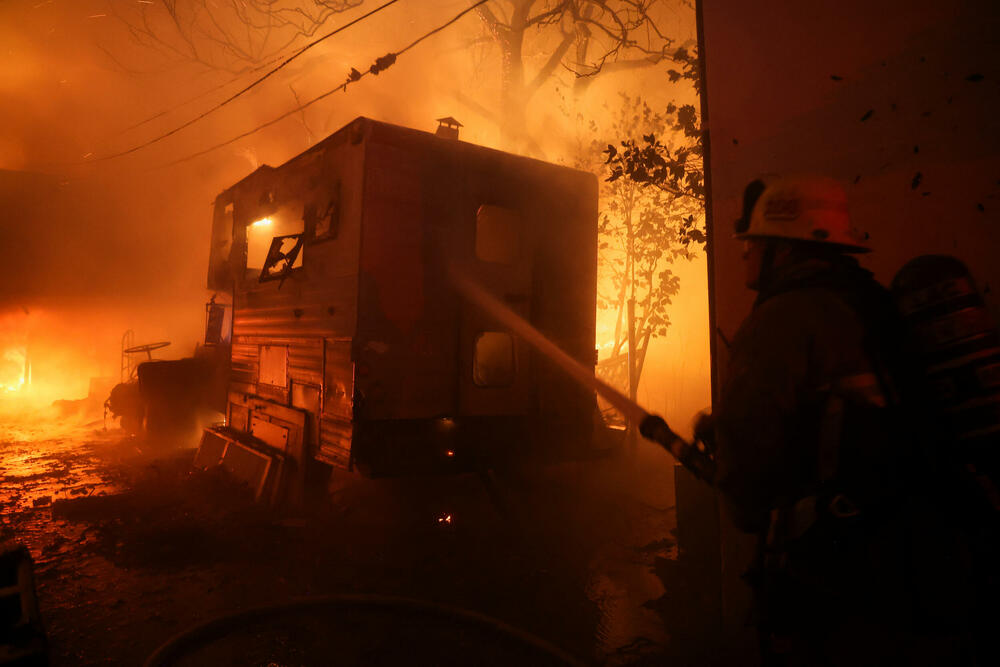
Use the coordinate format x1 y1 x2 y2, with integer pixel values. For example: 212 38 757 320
435 116 462 140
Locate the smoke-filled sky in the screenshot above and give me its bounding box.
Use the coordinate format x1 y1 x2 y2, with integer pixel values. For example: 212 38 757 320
0 0 708 427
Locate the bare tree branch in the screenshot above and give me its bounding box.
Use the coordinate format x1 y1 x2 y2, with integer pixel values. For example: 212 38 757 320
468 1 687 149
109 0 364 73
526 28 576 95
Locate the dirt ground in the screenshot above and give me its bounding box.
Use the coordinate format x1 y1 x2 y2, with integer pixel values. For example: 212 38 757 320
1 409 717 666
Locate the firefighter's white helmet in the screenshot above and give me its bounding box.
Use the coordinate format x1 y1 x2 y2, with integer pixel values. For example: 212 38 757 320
735 175 870 252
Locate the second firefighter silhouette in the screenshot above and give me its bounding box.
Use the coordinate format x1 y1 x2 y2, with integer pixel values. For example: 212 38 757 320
702 176 975 665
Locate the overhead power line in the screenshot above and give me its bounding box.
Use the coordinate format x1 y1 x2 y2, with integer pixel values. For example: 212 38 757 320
161 0 490 168
88 0 405 163
113 51 296 137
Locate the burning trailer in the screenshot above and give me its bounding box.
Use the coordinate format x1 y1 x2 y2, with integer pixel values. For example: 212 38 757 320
196 117 612 501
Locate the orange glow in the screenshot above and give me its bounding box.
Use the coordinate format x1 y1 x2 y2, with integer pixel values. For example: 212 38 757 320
0 307 162 420
0 0 709 442
0 422 124 514
594 256 711 439
437 513 453 525
445 450 455 457
0 347 27 393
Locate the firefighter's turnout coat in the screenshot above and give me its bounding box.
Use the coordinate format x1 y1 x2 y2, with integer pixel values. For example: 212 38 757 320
715 256 901 532
713 254 974 665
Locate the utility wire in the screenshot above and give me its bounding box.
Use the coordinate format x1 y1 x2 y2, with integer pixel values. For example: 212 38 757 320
114 51 294 136
161 0 489 168
89 0 404 163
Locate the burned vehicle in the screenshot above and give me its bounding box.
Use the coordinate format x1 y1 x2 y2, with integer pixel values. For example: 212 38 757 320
196 117 608 501
105 307 231 440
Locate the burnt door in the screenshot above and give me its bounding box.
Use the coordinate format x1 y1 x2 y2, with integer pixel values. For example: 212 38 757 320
458 204 533 416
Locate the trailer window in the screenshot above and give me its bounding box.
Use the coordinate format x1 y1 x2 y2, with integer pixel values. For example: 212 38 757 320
259 234 304 283
208 200 234 290
306 182 340 241
475 205 520 264
258 345 288 388
473 332 515 386
247 205 305 276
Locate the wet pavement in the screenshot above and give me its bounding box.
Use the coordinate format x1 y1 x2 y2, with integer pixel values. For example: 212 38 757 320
1 410 709 666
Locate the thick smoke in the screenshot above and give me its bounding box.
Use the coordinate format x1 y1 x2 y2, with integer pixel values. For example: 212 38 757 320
1 0 708 435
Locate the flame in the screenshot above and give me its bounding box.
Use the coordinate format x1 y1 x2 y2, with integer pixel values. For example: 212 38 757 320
0 347 27 393
250 217 272 227
437 513 453 525
0 308 118 418
0 377 25 393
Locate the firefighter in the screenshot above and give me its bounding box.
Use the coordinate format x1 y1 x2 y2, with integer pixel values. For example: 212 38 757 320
703 175 975 665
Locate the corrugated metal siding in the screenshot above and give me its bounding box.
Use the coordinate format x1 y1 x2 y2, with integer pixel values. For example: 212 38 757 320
233 275 358 338
222 134 365 470
322 339 353 419
318 416 352 468
317 340 354 467
231 341 258 388
230 267 357 470
231 335 324 389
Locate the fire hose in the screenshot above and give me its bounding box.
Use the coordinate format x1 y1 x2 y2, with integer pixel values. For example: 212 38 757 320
448 267 716 484
144 595 584 666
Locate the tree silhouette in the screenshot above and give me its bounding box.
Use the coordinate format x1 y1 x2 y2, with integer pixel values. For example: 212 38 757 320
466 1 695 150
110 1 363 72
602 43 703 203
111 1 696 153
570 85 704 426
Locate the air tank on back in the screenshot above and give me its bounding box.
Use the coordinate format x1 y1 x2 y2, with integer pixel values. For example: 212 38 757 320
891 255 1000 505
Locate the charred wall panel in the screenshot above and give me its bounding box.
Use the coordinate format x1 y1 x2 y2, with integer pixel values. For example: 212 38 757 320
322 339 353 420
232 334 323 387
354 134 461 421
318 416 352 468
223 121 366 469
318 338 354 467
230 341 258 395
455 142 598 420
356 122 598 423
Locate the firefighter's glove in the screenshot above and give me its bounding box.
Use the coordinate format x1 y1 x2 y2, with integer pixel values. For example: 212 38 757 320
639 414 716 484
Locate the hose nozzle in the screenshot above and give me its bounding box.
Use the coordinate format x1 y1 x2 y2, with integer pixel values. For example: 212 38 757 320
639 414 716 484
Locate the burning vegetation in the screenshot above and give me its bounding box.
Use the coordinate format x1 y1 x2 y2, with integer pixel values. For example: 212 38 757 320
0 348 28 395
